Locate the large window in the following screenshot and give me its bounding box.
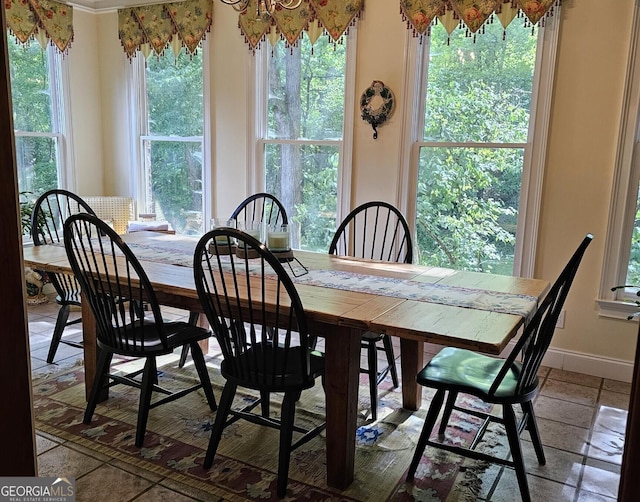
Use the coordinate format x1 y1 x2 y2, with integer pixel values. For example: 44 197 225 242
131 51 206 235
255 34 355 252
8 35 70 220
408 21 546 275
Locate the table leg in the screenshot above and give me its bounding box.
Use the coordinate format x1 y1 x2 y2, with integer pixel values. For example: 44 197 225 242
81 296 108 403
400 339 424 410
324 325 360 489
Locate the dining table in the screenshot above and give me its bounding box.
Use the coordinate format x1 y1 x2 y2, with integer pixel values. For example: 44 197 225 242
23 231 550 490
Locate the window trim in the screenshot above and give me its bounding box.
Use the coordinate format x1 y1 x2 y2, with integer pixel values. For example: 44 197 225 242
250 29 357 224
598 2 640 319
398 11 560 278
126 43 210 226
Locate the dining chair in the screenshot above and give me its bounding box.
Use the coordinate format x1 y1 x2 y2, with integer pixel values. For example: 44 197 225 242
406 233 593 502
178 192 289 368
31 189 97 363
194 228 325 498
328 200 413 420
230 192 288 226
63 213 217 448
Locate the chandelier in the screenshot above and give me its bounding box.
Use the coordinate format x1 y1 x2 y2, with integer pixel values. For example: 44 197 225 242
220 0 303 19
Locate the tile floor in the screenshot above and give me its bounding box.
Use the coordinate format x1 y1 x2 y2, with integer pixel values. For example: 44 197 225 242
27 298 627 501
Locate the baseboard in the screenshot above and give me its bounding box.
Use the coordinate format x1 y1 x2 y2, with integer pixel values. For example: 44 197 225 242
504 342 635 383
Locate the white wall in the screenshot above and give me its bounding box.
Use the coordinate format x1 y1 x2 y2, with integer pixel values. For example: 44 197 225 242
78 0 639 379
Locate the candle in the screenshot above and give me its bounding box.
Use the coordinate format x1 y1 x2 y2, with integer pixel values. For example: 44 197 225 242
268 230 290 251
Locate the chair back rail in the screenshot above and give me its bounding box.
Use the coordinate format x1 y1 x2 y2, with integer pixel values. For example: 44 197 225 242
63 213 170 355
329 200 413 264
230 192 288 226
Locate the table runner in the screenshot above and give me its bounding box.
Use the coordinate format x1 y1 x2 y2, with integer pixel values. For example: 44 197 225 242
116 240 537 320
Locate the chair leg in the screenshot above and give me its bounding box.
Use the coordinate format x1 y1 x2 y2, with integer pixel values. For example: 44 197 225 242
204 382 236 469
277 391 297 498
83 349 113 424
522 401 546 465
189 341 217 411
260 391 270 418
407 388 445 481
178 312 200 368
47 304 71 363
381 335 399 388
366 339 379 420
135 357 157 448
438 391 458 436
503 404 531 502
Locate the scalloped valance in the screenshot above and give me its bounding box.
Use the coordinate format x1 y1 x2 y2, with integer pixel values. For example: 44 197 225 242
235 0 363 51
118 0 213 59
5 0 74 54
400 0 560 40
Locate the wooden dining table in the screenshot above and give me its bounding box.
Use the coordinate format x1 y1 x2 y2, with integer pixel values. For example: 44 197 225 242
23 231 550 490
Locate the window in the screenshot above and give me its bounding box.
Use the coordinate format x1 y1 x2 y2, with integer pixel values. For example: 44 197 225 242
129 50 207 235
254 33 356 252
8 35 71 221
599 4 640 318
401 16 559 277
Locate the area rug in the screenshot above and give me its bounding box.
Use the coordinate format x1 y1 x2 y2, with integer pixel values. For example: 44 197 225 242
32 351 506 501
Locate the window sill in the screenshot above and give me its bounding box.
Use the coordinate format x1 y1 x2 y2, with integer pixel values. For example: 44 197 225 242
596 298 639 320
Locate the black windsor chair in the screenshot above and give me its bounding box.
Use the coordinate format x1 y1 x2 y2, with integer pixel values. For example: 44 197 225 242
31 189 97 363
63 213 217 448
194 228 325 498
328 200 413 420
406 233 593 502
178 193 289 368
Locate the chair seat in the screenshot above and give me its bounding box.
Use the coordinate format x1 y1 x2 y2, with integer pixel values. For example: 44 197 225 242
98 320 210 356
360 330 385 342
221 344 324 391
418 346 538 402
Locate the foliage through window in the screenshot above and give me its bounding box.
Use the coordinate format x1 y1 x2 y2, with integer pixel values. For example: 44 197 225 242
8 34 66 231
262 36 347 252
414 21 538 274
135 52 205 235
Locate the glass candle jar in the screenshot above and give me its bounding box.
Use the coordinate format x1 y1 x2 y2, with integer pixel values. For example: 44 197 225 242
267 224 290 252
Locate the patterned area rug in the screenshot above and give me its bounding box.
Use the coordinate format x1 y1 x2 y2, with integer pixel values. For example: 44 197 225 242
32 351 505 501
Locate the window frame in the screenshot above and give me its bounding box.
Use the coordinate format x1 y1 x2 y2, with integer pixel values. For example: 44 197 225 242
597 3 640 319
11 41 75 193
397 12 560 278
250 29 357 226
126 42 211 229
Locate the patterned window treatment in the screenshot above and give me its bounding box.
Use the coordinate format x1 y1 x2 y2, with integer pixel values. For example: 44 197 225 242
235 0 363 51
400 0 560 41
118 0 213 59
5 0 74 54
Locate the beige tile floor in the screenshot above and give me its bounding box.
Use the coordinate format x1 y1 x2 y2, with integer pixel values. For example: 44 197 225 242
28 299 627 501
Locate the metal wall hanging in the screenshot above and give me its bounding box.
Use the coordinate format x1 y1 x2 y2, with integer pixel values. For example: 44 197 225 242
360 80 395 139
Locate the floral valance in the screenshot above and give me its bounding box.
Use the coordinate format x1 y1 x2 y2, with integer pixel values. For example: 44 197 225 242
5 0 73 54
236 0 363 51
118 0 213 59
400 0 561 40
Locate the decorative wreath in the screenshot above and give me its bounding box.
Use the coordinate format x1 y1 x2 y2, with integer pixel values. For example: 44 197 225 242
360 80 395 139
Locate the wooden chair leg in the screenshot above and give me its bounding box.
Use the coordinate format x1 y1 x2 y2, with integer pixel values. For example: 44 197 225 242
438 391 458 435
83 350 113 424
189 341 217 411
407 388 445 480
204 382 236 469
382 335 399 388
366 339 379 420
47 304 70 363
522 401 546 465
135 357 157 447
503 404 531 502
260 391 270 417
178 312 200 368
277 392 297 498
